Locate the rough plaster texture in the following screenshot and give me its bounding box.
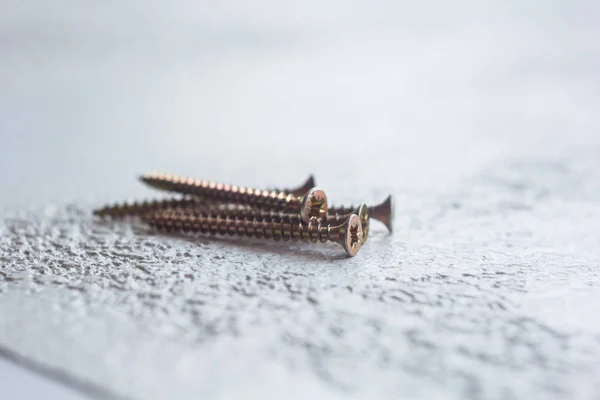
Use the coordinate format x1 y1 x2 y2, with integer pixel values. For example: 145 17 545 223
1 1 600 399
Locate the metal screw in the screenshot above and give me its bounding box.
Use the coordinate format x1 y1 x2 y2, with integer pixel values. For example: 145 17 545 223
164 203 370 245
142 173 316 197
139 173 328 222
330 194 394 233
145 210 364 257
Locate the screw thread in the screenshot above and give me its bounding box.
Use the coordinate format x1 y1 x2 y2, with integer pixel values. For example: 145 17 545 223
329 205 356 215
168 205 353 225
327 207 358 222
330 195 393 233
146 212 341 244
140 173 301 211
93 198 200 218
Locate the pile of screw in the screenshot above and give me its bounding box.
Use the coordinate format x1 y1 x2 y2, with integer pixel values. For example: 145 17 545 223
94 173 393 257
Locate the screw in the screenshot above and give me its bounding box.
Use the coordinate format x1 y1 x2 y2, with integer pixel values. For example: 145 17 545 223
139 173 328 222
164 203 370 245
142 173 316 197
145 210 363 257
330 195 394 233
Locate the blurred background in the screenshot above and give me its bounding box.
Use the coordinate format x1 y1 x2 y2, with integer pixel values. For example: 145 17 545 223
1 0 599 208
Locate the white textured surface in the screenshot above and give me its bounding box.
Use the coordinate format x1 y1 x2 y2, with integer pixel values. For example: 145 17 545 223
0 357 85 400
1 1 600 399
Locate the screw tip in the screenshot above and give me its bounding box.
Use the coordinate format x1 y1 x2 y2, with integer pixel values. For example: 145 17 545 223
139 173 171 192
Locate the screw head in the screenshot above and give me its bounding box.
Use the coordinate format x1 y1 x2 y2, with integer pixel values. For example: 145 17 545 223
356 204 369 244
300 187 328 222
291 175 316 196
342 214 363 257
303 175 316 191
371 194 394 233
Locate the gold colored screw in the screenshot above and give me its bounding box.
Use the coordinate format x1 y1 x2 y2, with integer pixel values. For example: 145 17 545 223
145 210 364 257
139 173 328 223
142 173 316 197
161 203 370 245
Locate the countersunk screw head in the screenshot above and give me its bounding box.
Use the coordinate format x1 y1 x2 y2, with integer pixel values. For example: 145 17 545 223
369 194 394 233
300 187 328 222
302 175 316 192
356 204 369 244
341 214 363 257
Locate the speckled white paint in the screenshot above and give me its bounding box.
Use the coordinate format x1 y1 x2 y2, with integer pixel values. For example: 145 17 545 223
1 1 600 399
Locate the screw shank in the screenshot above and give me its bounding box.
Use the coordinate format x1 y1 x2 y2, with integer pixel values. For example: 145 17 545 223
140 174 301 210
93 198 198 218
144 210 359 256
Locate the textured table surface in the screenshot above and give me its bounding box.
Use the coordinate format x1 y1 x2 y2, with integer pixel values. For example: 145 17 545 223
1 1 600 399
